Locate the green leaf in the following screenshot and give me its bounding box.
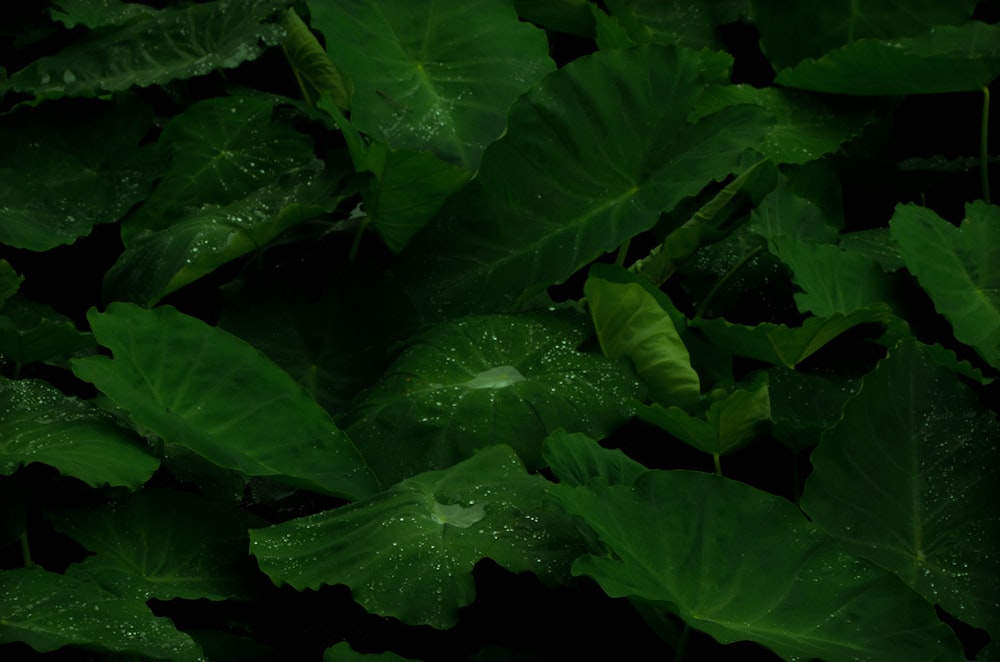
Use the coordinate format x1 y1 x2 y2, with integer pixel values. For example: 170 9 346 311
750 0 978 70
692 307 895 369
0 261 23 308
309 0 555 171
890 201 1000 369
279 8 351 111
345 311 641 487
72 303 378 499
0 376 158 489
105 161 347 306
5 0 289 100
123 94 317 242
541 429 648 489
584 266 700 407
693 85 876 164
550 460 964 661
637 376 770 457
0 297 95 367
251 445 584 629
0 567 202 660
324 642 417 662
767 367 859 451
602 0 728 50
0 97 162 251
397 46 774 317
775 22 1000 95
801 339 1000 635
48 0 157 29
50 490 263 601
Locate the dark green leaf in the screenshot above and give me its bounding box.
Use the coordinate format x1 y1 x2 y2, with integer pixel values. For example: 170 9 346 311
48 0 156 29
767 367 859 451
345 311 641 487
603 0 726 49
324 642 417 662
541 429 648 489
0 297 95 367
279 8 351 111
0 376 158 489
72 303 378 499
51 489 264 601
0 261 23 308
801 339 1000 634
551 460 964 661
309 0 554 171
251 445 585 629
0 567 202 660
890 201 1000 369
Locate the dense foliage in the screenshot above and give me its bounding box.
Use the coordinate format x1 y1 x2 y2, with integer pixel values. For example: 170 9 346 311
1 0 999 660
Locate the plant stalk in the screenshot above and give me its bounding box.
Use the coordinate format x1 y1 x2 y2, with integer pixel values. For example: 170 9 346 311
982 86 991 205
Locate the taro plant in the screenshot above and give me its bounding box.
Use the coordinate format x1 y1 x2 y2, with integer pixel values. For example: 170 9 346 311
1 0 998 660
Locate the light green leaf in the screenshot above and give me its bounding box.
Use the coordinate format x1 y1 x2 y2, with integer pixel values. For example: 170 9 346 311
776 22 1000 95
0 376 158 489
801 339 1000 634
692 307 895 369
5 0 288 99
0 97 162 251
309 0 554 171
72 303 378 499
279 8 351 111
50 490 263 601
890 201 1000 368
0 567 203 660
585 266 700 407
105 161 346 306
251 445 585 629
123 94 316 242
345 311 641 487
397 46 773 317
550 460 964 661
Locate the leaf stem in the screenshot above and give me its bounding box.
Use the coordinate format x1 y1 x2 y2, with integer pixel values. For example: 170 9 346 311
615 237 631 267
673 622 691 662
20 531 33 568
712 452 722 476
981 86 991 205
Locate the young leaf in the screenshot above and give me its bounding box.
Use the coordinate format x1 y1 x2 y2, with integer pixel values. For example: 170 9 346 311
50 490 264 602
4 0 289 100
890 201 1000 369
801 339 1000 635
72 303 378 499
0 568 202 660
251 445 585 629
0 376 158 489
397 46 774 317
308 0 555 171
345 311 641 487
550 464 965 661
585 266 701 407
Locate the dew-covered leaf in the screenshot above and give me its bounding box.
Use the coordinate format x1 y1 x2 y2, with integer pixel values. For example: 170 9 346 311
4 0 289 100
309 0 554 171
251 445 585 629
48 0 157 29
0 297 95 367
0 567 202 660
775 22 1000 95
50 489 264 602
750 0 978 70
104 161 348 306
0 376 158 489
345 311 640 487
692 307 895 369
549 452 964 661
396 46 773 317
801 339 1000 634
122 94 316 243
72 303 378 499
0 97 162 251
890 201 1000 369
602 0 730 50
584 266 700 407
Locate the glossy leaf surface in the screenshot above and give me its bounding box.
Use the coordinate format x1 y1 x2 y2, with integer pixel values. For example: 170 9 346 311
72 303 377 499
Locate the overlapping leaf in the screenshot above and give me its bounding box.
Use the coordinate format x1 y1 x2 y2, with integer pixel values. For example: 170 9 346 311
50 490 263 602
48 0 156 29
0 376 158 489
345 311 641 487
890 201 1000 369
4 0 289 99
309 0 554 171
548 437 964 661
0 568 202 660
0 297 95 368
801 339 1000 634
397 45 774 317
251 445 585 629
72 303 378 499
